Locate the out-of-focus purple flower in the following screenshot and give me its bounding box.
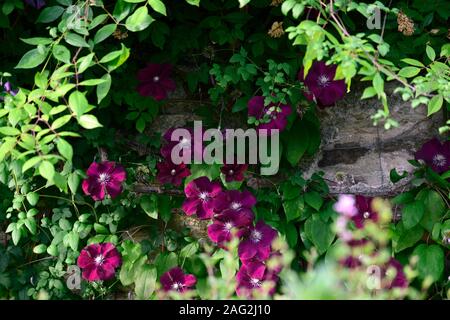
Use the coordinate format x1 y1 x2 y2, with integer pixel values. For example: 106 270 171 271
160 267 197 292
298 61 346 108
156 159 190 186
220 163 248 182
236 261 278 297
340 256 362 269
238 221 277 261
1 81 18 97
77 243 122 282
82 161 126 201
207 210 251 244
25 0 46 9
213 190 256 218
384 258 408 289
415 138 450 174
160 127 203 161
137 64 176 101
333 194 358 218
352 195 379 229
182 176 222 219
247 96 291 135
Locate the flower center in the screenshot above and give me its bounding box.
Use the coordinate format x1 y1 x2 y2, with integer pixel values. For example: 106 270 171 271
250 230 262 243
170 169 177 176
199 192 209 201
363 211 370 219
228 169 234 176
317 75 330 87
153 76 160 82
432 154 446 167
171 282 183 291
250 278 262 288
97 173 110 185
230 202 241 210
94 255 105 266
224 221 234 231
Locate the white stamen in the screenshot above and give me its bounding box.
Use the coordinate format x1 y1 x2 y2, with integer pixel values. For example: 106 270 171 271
224 222 234 231
171 282 183 291
251 230 262 243
94 255 104 265
230 202 241 210
228 169 234 176
170 169 176 176
199 192 209 201
432 154 446 167
363 211 370 219
97 173 110 185
317 75 330 87
250 278 262 288
153 76 160 82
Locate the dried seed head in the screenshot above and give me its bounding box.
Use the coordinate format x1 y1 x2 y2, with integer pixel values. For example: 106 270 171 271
270 0 284 6
268 21 284 38
113 29 128 40
397 11 415 36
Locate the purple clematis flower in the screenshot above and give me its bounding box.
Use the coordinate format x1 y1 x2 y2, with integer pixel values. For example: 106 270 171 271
137 63 176 101
247 96 291 135
384 258 408 289
333 194 358 218
298 61 346 108
3 82 18 96
238 221 278 261
236 261 278 297
415 138 450 174
340 255 363 269
157 159 190 186
220 163 248 182
352 195 379 229
82 161 126 201
182 176 222 219
213 190 256 218
77 243 122 282
24 0 46 9
160 267 197 292
207 210 251 244
160 127 204 162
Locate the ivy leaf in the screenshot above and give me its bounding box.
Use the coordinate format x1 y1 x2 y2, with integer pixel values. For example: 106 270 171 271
125 6 154 32
304 216 335 255
413 244 444 282
15 48 48 69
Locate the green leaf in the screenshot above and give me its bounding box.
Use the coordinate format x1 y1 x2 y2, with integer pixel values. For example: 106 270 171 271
37 6 64 23
413 244 444 282
185 0 200 6
282 196 305 222
21 37 53 46
394 224 424 252
398 66 420 78
22 156 42 173
78 115 103 129
426 45 436 61
0 127 20 136
68 91 88 117
285 120 309 166
0 138 16 162
94 24 117 44
238 0 251 8
65 33 89 48
56 138 73 161
51 115 72 130
15 48 48 69
52 44 71 64
361 86 377 99
427 94 443 116
33 244 48 254
134 265 157 299
419 189 445 231
401 58 425 67
304 217 335 255
78 53 95 73
68 172 80 194
372 72 384 96
67 231 79 251
26 192 39 206
78 79 107 86
402 201 425 229
125 6 154 32
304 191 323 211
97 74 112 103
39 160 55 182
148 0 166 15
140 195 158 219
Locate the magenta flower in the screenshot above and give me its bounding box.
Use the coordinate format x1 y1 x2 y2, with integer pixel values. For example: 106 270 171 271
298 61 346 108
137 64 176 101
157 159 190 186
182 177 222 219
3 82 18 96
384 258 408 289
220 163 248 182
25 0 46 9
160 127 203 161
333 194 357 218
207 210 252 244
160 267 197 292
77 243 122 282
247 96 291 135
352 195 379 229
236 261 278 297
213 190 256 218
238 221 277 261
340 256 363 269
415 138 450 174
82 161 126 201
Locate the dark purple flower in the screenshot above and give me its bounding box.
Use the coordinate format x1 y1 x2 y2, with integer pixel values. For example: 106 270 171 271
213 190 256 218
352 195 379 229
82 161 126 201
25 0 46 9
160 267 197 292
298 61 346 108
236 261 278 297
160 127 203 161
340 256 363 269
77 243 122 282
415 138 450 174
247 96 291 135
384 258 408 289
220 163 248 182
182 176 222 219
238 221 277 261
207 210 251 244
157 159 190 186
137 64 176 101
